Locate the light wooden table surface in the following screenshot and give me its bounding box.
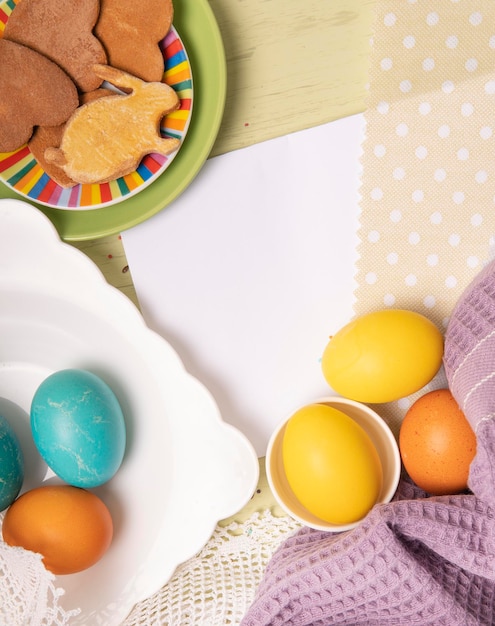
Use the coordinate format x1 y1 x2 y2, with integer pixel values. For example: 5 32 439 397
73 0 375 520
73 0 374 300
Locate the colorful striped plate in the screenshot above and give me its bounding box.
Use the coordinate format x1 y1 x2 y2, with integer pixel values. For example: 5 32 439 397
0 11 193 210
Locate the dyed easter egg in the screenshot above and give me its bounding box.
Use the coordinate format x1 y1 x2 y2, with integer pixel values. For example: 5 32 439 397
30 369 126 488
2 484 113 574
321 309 444 403
282 403 383 524
399 389 476 495
0 414 24 511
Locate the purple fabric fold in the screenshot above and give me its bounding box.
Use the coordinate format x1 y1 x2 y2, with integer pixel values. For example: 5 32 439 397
242 259 495 626
443 258 495 510
241 479 495 626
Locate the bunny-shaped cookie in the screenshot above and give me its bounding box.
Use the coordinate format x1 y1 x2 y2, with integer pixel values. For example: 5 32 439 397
4 0 106 93
0 39 78 153
95 0 174 82
45 65 181 185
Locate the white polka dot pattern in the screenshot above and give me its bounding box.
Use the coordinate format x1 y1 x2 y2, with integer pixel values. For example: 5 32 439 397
355 0 495 431
357 0 495 327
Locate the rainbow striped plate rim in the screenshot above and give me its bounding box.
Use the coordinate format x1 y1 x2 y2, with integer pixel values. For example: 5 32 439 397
0 6 193 210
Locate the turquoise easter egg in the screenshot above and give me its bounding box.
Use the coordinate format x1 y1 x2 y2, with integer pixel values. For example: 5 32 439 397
0 414 24 511
30 369 126 488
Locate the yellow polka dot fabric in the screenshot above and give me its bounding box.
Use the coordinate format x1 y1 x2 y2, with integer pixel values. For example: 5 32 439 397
355 0 495 432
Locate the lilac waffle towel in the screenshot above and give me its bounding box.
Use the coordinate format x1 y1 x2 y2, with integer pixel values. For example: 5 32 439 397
443 258 495 508
241 261 495 626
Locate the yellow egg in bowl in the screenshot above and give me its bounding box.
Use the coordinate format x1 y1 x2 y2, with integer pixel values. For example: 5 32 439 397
266 396 401 532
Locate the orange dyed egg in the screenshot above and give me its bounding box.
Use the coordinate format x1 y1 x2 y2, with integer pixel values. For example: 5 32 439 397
2 484 113 574
399 389 476 495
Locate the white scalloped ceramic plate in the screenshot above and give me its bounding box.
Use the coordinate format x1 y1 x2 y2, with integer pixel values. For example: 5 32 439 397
0 199 258 624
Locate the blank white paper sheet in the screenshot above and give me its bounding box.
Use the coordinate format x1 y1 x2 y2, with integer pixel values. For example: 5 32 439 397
121 114 365 456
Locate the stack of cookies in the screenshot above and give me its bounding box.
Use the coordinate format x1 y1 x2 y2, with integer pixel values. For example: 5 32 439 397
0 0 181 186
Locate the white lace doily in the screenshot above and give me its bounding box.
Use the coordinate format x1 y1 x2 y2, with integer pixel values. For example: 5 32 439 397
0 510 80 626
1 509 299 626
124 510 300 626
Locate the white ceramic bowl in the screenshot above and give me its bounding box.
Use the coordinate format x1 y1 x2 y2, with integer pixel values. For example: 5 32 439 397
0 199 259 624
266 396 401 532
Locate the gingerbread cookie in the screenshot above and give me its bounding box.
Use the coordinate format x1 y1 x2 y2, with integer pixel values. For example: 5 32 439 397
0 39 78 153
4 0 107 93
95 0 173 82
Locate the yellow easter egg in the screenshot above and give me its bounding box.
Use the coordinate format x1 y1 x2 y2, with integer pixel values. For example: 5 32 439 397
321 309 443 403
282 403 383 525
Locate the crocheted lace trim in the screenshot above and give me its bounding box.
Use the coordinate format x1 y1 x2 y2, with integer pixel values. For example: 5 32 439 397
0 511 80 626
0 509 299 625
124 510 300 626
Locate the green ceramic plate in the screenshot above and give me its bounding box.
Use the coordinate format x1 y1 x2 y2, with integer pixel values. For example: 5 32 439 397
0 0 226 241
